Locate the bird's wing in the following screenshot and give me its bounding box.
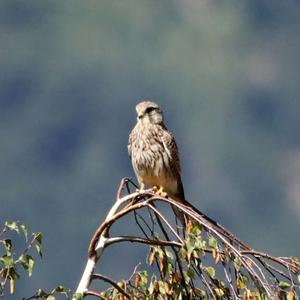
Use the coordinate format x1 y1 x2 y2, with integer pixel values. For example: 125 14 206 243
128 130 133 157
160 127 181 176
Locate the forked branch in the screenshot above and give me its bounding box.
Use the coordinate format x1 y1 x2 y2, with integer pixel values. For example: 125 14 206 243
75 178 300 299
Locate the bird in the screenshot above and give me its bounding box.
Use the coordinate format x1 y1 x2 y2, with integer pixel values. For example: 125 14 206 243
128 100 187 226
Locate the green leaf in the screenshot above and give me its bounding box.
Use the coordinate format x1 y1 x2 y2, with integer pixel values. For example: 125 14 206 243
34 232 43 244
17 254 35 277
17 254 26 264
165 250 174 260
214 288 224 297
36 289 49 297
185 240 194 261
35 243 43 258
189 224 201 235
46 296 55 300
206 266 215 278
136 271 148 288
73 293 84 300
20 224 28 242
27 255 34 277
1 255 14 268
208 236 218 249
10 278 14 294
234 257 241 270
148 279 155 295
261 293 269 300
17 254 28 270
51 285 70 296
158 281 166 294
279 281 290 289
194 257 201 267
237 275 249 289
9 267 20 280
3 239 12 254
195 238 206 250
184 268 195 283
5 221 19 234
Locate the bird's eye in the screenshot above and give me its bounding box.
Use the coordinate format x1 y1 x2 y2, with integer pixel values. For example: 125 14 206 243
145 107 156 114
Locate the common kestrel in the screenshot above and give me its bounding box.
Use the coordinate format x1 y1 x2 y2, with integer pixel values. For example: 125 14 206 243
128 100 186 225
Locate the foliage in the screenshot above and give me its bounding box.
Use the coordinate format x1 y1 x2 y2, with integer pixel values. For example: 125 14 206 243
0 221 42 297
24 286 74 300
75 179 300 299
0 220 73 300
99 224 300 299
2 181 300 299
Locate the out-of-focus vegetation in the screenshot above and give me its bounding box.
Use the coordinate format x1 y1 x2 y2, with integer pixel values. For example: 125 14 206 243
0 0 299 298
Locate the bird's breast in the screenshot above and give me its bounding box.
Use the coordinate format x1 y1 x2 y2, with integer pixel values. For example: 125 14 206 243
131 126 175 189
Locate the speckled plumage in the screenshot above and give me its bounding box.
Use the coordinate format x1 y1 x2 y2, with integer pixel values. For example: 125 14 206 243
128 100 186 224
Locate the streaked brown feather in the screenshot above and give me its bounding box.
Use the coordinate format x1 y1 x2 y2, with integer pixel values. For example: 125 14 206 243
128 101 186 225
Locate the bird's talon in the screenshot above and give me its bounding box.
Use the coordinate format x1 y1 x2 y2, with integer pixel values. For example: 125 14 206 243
136 183 145 194
155 186 167 198
152 186 158 192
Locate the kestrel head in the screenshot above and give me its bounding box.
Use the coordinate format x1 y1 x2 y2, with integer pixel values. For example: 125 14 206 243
135 100 164 125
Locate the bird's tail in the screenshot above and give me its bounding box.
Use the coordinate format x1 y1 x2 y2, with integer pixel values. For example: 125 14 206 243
171 180 190 229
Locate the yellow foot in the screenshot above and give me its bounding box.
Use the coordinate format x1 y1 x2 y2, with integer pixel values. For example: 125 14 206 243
152 186 158 193
155 186 167 198
136 183 145 193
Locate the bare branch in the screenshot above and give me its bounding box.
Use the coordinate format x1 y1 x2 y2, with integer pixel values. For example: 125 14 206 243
91 274 130 299
75 178 300 299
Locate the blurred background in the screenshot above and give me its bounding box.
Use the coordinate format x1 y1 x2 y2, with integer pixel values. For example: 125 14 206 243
1 0 300 298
